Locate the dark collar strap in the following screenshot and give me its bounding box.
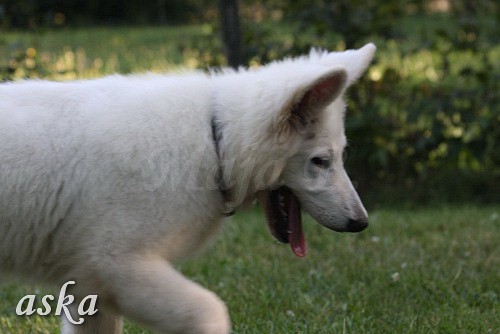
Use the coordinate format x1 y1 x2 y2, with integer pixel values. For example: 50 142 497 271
211 115 235 217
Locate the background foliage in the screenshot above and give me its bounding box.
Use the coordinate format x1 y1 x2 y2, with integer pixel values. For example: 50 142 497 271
0 0 498 205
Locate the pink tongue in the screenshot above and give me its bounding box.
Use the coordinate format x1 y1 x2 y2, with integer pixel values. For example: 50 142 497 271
288 194 306 257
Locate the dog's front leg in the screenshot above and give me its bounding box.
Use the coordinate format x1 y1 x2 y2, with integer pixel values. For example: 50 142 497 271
102 256 231 334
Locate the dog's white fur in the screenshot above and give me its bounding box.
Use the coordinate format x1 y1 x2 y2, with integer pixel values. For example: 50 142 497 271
0 43 375 333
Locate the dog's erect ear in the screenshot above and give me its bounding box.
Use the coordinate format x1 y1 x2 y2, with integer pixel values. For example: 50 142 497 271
277 68 347 134
314 43 376 86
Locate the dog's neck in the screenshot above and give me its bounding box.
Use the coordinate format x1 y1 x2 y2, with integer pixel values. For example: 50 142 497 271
209 75 292 212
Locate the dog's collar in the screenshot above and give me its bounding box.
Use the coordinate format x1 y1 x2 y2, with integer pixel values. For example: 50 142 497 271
211 115 235 217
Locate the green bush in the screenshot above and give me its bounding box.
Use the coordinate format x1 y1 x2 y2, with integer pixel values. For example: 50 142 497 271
238 2 499 204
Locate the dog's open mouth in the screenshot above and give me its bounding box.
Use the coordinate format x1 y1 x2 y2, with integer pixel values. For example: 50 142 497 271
261 186 306 257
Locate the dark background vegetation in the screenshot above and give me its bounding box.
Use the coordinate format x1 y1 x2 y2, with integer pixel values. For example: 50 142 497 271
0 0 498 206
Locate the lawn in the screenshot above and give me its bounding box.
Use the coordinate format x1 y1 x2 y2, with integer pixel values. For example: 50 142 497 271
0 25 223 80
0 205 498 333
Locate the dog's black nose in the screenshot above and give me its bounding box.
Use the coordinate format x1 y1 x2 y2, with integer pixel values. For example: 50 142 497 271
346 218 368 232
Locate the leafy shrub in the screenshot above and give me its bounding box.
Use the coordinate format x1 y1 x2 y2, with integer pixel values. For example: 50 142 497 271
239 2 499 204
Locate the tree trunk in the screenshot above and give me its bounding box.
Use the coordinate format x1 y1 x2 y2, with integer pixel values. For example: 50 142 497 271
218 0 243 68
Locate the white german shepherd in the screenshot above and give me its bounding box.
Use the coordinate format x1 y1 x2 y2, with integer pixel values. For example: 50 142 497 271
0 43 375 333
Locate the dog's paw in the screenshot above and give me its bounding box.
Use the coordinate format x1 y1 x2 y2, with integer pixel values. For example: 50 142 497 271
193 291 231 334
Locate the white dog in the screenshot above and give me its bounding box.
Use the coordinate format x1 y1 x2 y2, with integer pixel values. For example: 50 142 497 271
0 43 375 333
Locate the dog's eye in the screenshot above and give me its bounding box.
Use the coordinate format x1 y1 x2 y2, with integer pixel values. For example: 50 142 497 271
311 156 332 169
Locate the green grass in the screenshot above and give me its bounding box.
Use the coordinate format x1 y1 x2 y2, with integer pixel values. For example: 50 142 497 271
1 205 498 333
0 25 223 80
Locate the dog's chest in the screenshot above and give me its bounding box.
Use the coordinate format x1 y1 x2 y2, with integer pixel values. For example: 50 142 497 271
157 215 226 261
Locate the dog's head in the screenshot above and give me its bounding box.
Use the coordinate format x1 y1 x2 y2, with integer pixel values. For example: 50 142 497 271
254 44 376 256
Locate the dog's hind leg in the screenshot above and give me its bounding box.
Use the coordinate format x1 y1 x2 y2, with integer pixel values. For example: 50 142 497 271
61 309 122 334
101 256 231 334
